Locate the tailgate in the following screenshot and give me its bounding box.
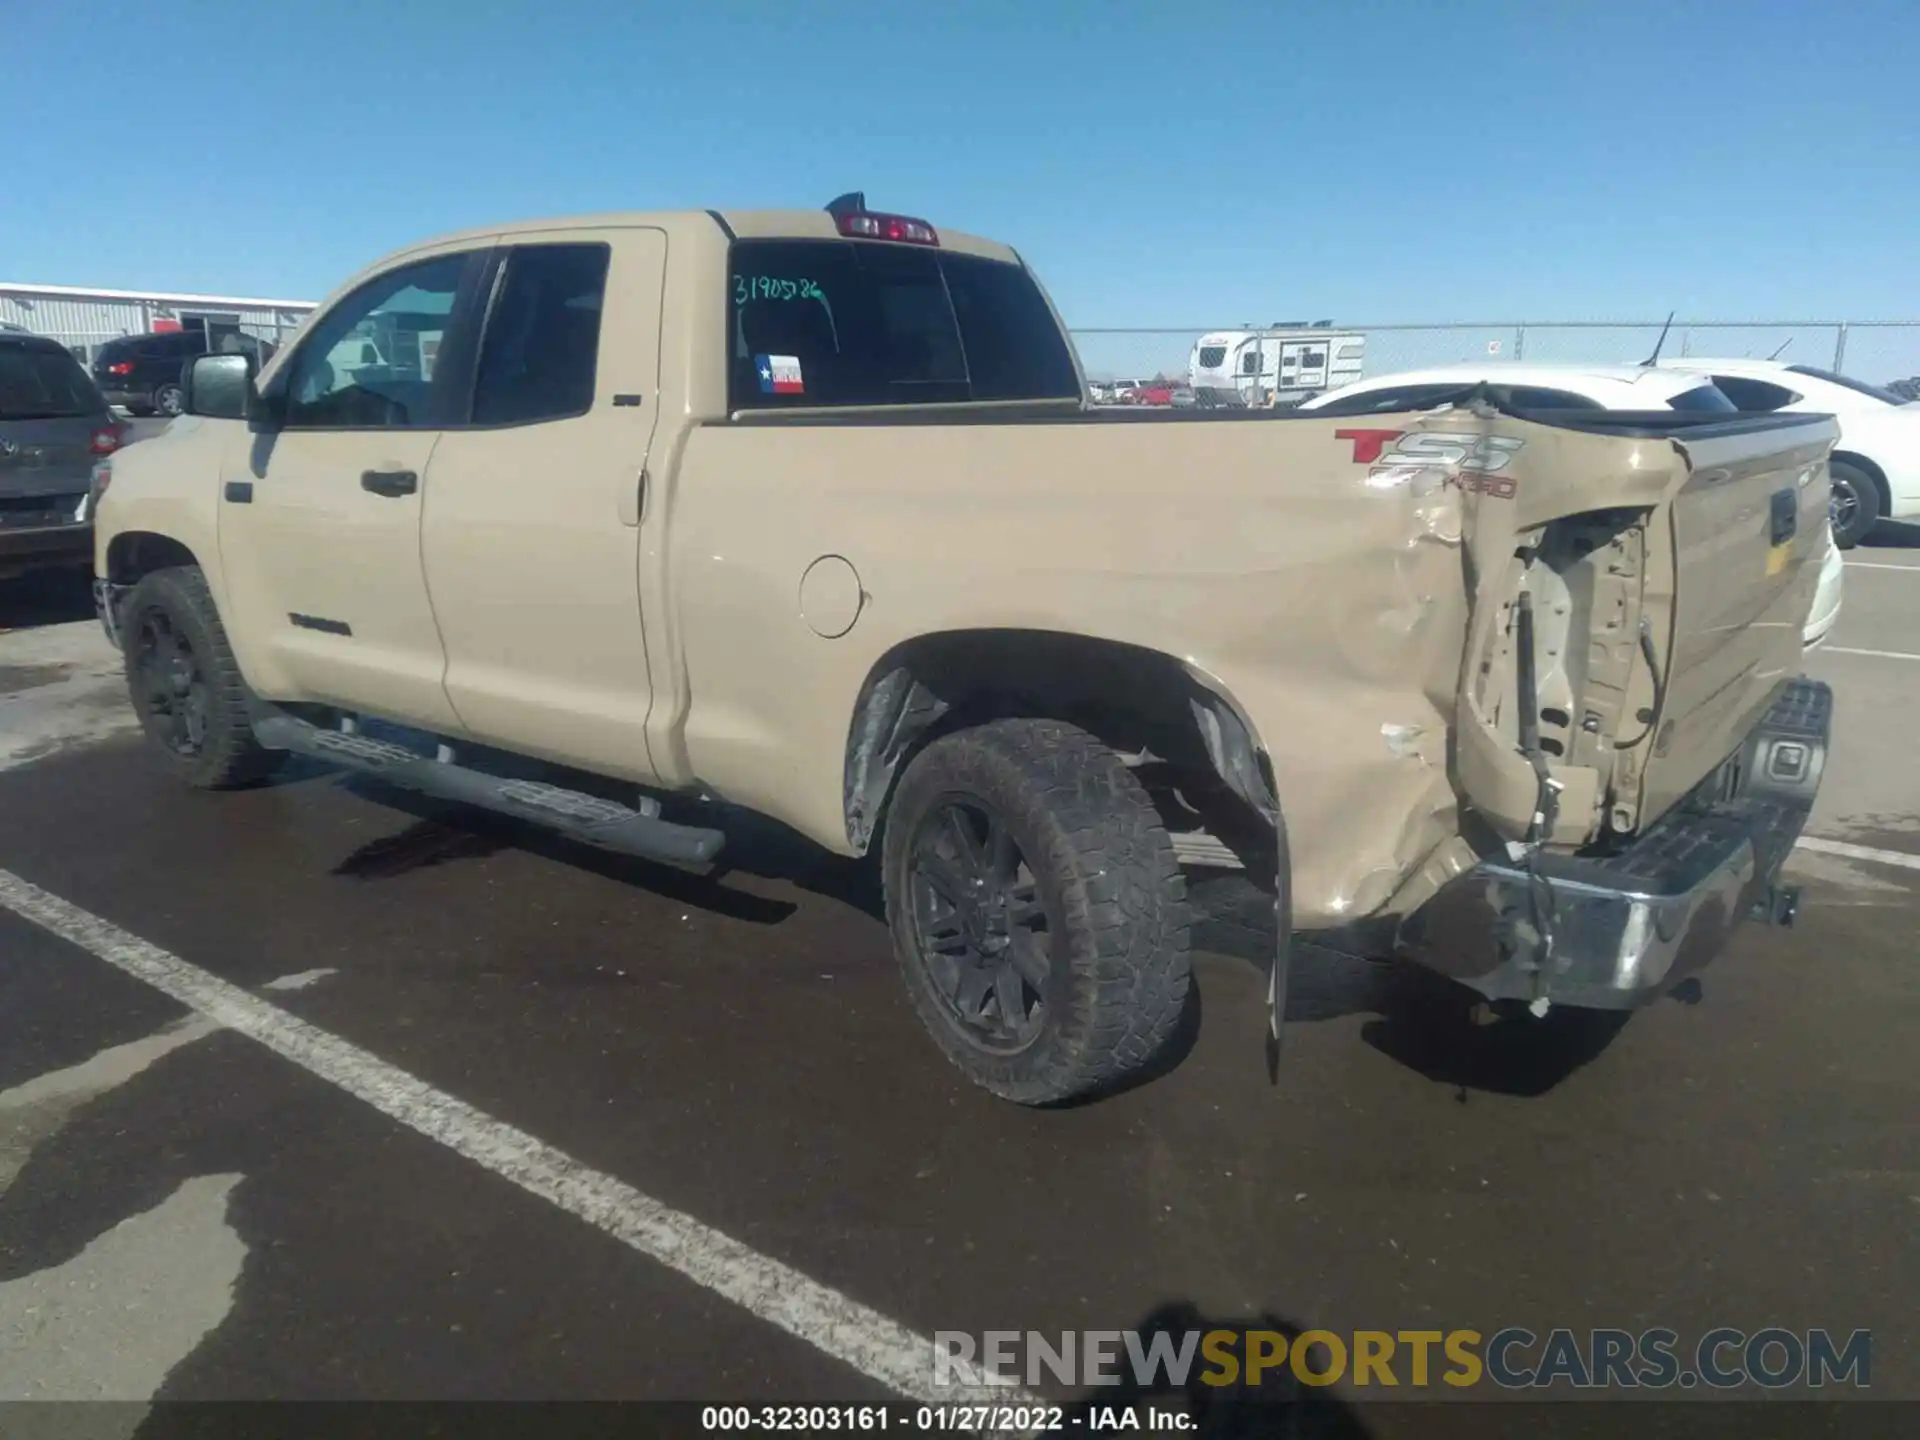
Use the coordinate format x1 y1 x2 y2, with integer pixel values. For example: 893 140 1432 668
1632 416 1836 825
1446 408 1836 847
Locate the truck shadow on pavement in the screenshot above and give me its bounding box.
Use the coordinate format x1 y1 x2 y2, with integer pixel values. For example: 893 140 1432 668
314 788 1624 1101
324 782 802 927
1059 1302 1371 1438
0 569 95 632
1185 875 1630 1100
1862 519 1920 549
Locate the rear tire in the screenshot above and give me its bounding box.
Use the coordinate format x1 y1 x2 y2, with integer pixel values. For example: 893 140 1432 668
122 565 285 789
882 718 1191 1105
1828 459 1881 549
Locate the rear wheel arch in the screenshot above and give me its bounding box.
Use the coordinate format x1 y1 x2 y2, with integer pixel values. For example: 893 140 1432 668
840 629 1282 857
882 716 1193 1103
1831 450 1891 513
1828 453 1887 548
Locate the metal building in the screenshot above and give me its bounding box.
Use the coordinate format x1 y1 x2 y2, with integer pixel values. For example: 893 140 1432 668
0 283 316 366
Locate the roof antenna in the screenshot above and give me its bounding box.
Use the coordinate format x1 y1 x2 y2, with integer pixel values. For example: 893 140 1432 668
1767 337 1792 360
1640 311 1675 368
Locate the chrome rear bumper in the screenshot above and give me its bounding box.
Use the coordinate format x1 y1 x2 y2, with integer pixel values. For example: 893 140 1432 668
1398 678 1831 1010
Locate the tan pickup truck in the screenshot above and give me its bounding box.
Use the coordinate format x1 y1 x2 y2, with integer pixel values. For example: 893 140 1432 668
91 194 1838 1104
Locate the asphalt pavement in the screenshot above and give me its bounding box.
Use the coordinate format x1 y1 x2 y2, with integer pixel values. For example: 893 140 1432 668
1 522 1916 1434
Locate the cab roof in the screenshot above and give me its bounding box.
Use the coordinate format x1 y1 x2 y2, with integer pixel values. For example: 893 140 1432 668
385 209 1020 265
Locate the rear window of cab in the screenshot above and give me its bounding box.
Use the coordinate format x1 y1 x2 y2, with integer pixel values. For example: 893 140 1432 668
726 239 1079 411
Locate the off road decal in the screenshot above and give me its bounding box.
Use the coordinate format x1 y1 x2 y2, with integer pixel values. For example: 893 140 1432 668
1336 428 1525 499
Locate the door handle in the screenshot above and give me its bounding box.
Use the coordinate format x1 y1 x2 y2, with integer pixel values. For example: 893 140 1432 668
223 481 254 504
361 469 418 497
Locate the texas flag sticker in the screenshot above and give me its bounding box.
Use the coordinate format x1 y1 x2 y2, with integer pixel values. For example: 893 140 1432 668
755 353 804 395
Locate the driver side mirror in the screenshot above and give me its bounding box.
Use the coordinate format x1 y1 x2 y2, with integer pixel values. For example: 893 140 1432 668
183 352 258 421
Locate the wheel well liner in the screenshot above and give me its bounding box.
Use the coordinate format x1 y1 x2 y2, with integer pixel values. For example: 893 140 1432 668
841 629 1278 852
106 531 199 585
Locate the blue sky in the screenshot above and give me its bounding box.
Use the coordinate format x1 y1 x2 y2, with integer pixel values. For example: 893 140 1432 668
4 0 1917 328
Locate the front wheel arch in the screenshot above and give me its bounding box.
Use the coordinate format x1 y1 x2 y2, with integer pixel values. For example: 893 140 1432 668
106 531 200 586
121 564 283 788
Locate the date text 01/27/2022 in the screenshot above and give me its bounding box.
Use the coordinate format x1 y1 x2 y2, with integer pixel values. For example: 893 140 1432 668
699 1404 1187 1432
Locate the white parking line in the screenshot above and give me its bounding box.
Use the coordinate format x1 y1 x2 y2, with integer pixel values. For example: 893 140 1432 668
0 867 1014 1407
1842 561 1920 571
1795 836 1920 873
1821 646 1920 662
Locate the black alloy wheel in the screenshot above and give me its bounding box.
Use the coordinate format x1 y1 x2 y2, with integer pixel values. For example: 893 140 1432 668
905 797 1054 1054
1828 459 1880 549
131 603 211 758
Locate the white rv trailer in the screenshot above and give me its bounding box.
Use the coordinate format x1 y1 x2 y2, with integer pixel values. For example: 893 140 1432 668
1188 324 1365 407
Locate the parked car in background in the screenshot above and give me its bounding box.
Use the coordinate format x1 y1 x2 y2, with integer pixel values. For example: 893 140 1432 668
91 330 278 417
1127 380 1175 406
1301 363 1843 649
1657 359 1920 547
1 332 121 581
91 331 208 416
1089 376 1146 405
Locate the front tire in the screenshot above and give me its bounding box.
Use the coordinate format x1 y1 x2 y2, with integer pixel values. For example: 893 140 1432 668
882 718 1191 1104
123 565 284 789
1829 459 1881 549
153 383 184 418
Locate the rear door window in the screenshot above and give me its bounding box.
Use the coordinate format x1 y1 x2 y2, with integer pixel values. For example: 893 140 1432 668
727 240 1078 410
0 344 104 419
1710 375 1799 411
471 242 611 425
1503 386 1604 410
1667 383 1739 413
1783 366 1907 407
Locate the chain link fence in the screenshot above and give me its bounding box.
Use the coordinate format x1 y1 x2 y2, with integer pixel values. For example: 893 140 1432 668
1070 322 1920 396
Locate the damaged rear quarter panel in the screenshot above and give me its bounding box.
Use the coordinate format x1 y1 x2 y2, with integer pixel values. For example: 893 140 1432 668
663 410 1697 928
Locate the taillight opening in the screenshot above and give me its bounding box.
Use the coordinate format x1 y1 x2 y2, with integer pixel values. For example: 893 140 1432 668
90 427 120 456
107 361 134 375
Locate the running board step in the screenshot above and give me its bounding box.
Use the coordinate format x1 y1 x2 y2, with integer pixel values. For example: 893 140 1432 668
252 714 725 869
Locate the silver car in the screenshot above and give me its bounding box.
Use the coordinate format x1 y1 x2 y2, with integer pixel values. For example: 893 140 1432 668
1 334 121 583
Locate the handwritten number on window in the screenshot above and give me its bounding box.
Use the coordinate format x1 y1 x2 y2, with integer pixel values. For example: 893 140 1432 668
732 275 825 305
